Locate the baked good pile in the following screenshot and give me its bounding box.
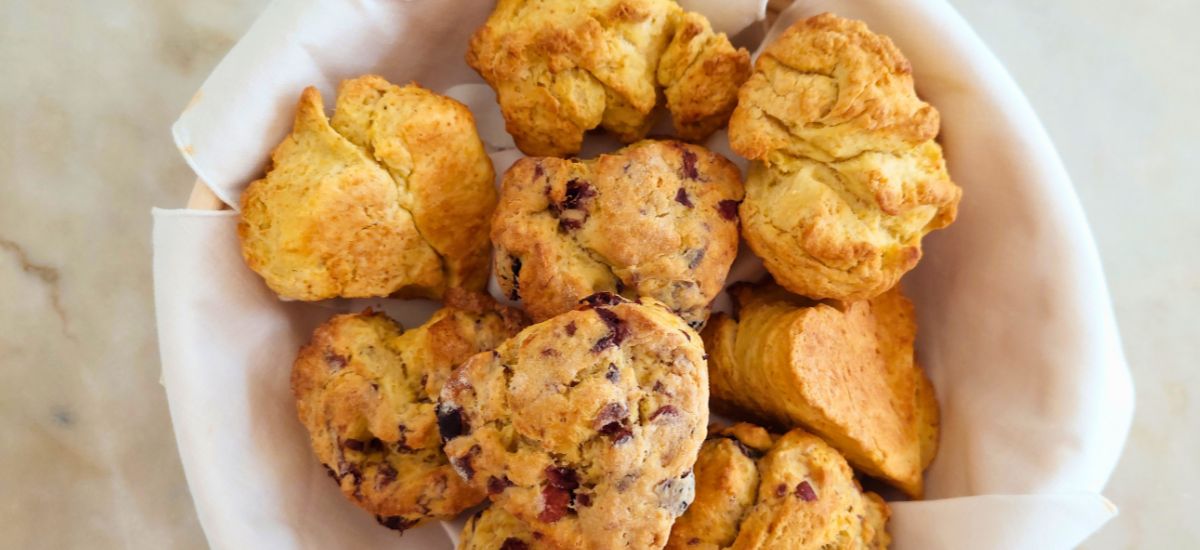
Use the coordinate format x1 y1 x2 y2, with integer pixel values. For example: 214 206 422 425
236 5 961 549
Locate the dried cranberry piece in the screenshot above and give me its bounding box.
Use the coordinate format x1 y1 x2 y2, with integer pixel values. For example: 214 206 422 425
452 445 481 480
533 161 544 180
717 200 740 221
452 455 475 481
600 422 633 444
375 515 418 532
796 481 818 501
649 405 679 421
561 179 595 210
595 403 627 426
342 463 362 487
596 403 633 443
323 350 348 370
436 404 469 442
539 467 579 522
488 475 514 495
775 483 788 497
576 492 593 507
501 539 529 550
591 309 630 352
605 363 620 383
685 248 706 269
539 485 571 523
376 462 398 485
545 466 579 491
674 187 694 208
616 473 638 492
558 214 586 232
681 148 699 180
580 292 627 308
508 256 522 300
565 321 577 336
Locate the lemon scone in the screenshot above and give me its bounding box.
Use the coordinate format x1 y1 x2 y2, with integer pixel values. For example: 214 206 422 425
727 14 961 301
239 75 496 300
667 423 890 550
701 282 939 498
467 0 750 157
440 293 709 550
491 140 744 328
291 290 526 532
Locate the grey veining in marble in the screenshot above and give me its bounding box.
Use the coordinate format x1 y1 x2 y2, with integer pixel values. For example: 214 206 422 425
0 0 1195 548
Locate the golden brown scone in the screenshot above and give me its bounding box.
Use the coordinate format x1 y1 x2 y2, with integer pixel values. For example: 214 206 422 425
440 293 709 550
701 282 939 498
491 140 743 328
467 0 750 157
666 424 772 550
458 506 547 550
657 11 753 141
291 289 526 532
667 423 890 550
727 14 961 301
239 75 496 300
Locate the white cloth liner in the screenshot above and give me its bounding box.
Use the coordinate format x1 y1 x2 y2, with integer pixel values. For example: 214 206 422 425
156 0 1134 548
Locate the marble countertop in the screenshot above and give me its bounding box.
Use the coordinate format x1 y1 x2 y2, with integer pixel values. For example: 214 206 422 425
0 0 1193 547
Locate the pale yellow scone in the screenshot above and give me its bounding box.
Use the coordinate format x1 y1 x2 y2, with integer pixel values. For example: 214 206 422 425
291 289 527 532
467 0 750 157
491 140 744 328
727 14 961 301
667 423 890 550
701 282 939 498
440 294 709 550
238 75 496 300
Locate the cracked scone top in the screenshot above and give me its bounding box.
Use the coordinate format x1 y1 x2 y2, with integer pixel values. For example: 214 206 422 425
727 14 961 301
666 424 890 550
238 75 496 301
439 293 709 550
291 289 526 532
701 282 939 498
491 140 744 328
467 0 750 157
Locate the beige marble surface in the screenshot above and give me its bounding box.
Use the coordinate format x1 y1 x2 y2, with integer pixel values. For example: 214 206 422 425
0 0 1194 548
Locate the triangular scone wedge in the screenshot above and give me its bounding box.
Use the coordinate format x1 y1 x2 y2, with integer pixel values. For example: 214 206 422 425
701 282 939 497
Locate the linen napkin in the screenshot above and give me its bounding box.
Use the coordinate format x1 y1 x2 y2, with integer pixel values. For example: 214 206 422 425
157 0 1133 547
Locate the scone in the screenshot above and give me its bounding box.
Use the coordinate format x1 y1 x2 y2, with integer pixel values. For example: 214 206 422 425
291 289 526 532
467 0 750 156
491 140 744 328
667 423 890 549
727 14 961 301
440 293 709 550
459 506 544 550
701 282 939 498
239 75 496 300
